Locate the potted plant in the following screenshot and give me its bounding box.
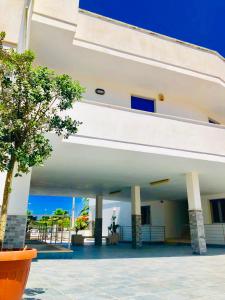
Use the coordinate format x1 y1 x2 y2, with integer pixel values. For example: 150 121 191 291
71 199 89 246
107 213 120 245
0 31 84 300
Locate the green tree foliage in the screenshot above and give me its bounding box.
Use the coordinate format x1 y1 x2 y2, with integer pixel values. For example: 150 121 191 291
0 32 85 246
53 208 68 216
74 198 89 234
51 208 70 228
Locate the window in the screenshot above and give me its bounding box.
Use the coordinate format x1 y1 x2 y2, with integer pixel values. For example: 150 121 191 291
131 96 155 113
210 199 225 223
141 206 151 225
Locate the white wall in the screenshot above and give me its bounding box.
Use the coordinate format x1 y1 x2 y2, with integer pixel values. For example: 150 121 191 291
89 199 131 236
0 0 25 46
201 196 212 224
33 0 79 26
7 170 32 215
88 197 224 243
0 169 31 216
78 76 209 122
89 198 189 239
142 200 165 226
142 200 188 239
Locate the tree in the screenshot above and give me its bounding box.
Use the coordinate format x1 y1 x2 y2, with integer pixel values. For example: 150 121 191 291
74 198 89 234
53 208 68 216
51 208 70 229
26 210 37 230
0 32 85 246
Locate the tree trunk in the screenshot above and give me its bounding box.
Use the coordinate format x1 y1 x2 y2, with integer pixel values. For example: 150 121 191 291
0 161 15 248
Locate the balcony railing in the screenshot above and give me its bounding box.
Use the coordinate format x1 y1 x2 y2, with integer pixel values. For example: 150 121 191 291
205 224 225 245
70 100 225 158
119 225 165 242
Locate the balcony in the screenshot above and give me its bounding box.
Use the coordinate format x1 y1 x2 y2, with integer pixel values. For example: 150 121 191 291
69 100 225 160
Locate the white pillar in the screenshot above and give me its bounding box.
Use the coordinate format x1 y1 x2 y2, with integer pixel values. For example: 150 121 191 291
95 195 103 246
131 186 141 215
1 169 32 249
131 185 142 248
186 172 207 255
186 172 202 210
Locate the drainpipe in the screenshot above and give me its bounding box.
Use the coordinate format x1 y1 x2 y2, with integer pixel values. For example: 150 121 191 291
18 0 34 53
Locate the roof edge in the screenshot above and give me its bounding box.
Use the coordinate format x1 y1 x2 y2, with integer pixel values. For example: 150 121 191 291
79 9 225 63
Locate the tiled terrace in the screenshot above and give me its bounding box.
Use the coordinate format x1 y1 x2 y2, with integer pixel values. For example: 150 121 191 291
24 244 225 300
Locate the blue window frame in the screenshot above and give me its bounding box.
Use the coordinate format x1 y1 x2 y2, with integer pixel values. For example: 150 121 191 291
131 96 155 113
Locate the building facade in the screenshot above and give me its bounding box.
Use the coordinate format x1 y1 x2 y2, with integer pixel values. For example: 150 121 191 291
0 0 225 253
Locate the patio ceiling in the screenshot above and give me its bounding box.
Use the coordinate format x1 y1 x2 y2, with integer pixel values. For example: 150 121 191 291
30 134 225 201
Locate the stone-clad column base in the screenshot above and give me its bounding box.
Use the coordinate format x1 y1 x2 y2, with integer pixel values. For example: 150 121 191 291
189 210 207 255
94 218 102 246
2 215 27 249
132 215 142 249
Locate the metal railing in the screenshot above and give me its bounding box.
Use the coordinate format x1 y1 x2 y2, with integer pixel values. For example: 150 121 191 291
179 223 225 245
120 225 165 242
27 223 71 245
204 224 225 245
26 213 73 246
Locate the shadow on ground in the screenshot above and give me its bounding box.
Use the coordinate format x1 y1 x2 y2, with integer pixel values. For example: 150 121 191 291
23 288 46 300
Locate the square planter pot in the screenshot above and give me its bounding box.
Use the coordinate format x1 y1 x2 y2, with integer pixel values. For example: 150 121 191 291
106 233 120 245
71 234 84 246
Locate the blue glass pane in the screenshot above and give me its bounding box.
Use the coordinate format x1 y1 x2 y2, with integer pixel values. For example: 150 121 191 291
131 96 155 113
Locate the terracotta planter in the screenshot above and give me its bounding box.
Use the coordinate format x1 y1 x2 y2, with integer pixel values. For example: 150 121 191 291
0 248 37 300
71 234 84 245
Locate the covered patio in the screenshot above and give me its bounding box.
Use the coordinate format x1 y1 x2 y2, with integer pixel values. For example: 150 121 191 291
27 132 225 255
5 130 225 252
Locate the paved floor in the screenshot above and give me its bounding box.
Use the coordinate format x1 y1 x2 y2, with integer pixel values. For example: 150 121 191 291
23 244 225 300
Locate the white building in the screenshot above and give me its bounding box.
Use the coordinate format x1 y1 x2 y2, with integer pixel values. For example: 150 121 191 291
1 0 225 253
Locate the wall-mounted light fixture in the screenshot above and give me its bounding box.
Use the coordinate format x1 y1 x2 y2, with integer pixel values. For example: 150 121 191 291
150 178 170 186
95 88 105 95
109 190 122 195
158 93 165 101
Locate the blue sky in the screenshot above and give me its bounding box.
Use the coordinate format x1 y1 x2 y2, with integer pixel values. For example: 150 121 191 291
80 0 225 57
28 195 85 217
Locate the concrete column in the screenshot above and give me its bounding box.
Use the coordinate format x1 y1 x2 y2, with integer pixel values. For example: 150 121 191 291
94 195 103 246
1 170 31 249
186 172 207 255
131 185 142 248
